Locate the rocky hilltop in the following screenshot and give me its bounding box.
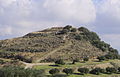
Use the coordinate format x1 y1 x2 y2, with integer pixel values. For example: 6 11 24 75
0 25 118 62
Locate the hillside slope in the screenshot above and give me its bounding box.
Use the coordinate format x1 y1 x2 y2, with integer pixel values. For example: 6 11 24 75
0 25 118 62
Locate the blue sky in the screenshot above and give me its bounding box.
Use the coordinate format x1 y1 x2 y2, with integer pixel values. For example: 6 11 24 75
0 0 120 52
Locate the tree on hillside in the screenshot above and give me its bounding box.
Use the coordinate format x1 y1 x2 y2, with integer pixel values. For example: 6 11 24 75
104 52 120 60
59 25 73 34
78 68 89 75
97 56 106 62
63 68 74 75
49 68 60 75
118 67 120 72
63 25 72 30
78 27 90 33
75 35 82 40
90 68 105 75
59 29 69 34
71 28 77 32
83 57 89 62
72 59 79 64
109 48 119 54
0 59 5 64
106 67 117 74
55 59 65 65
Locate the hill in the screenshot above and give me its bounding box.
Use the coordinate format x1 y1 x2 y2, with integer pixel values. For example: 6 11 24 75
0 25 119 63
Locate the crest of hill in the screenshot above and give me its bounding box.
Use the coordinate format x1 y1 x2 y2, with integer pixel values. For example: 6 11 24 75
24 27 63 37
0 25 119 62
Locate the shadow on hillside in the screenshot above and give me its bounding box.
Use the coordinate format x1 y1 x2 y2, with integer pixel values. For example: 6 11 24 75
73 73 84 75
49 65 60 67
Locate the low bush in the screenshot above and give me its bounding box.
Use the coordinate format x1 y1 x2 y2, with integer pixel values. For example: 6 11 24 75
106 67 117 74
78 68 89 75
90 68 104 75
63 25 72 30
97 56 106 62
71 28 77 32
63 68 74 75
55 59 65 65
72 58 79 64
83 57 89 62
49 68 60 75
118 67 120 72
0 59 5 64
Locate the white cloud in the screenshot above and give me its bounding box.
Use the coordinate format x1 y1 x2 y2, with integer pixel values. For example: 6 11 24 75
92 0 120 34
0 0 16 7
101 34 120 52
0 25 12 35
44 0 96 23
0 0 96 38
100 0 120 20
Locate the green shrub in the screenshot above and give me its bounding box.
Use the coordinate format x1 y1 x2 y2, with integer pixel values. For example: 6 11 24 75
63 68 74 75
59 29 69 34
55 59 65 65
83 57 89 62
91 41 109 52
63 25 72 30
71 28 77 32
106 67 117 74
75 35 82 40
109 48 118 54
78 27 90 33
97 56 106 62
118 67 120 72
104 53 120 60
0 59 5 64
49 68 60 75
72 58 79 64
78 68 89 74
90 68 104 75
81 32 100 41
